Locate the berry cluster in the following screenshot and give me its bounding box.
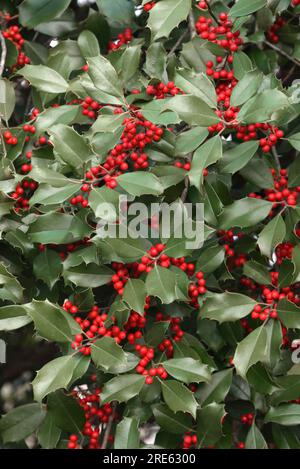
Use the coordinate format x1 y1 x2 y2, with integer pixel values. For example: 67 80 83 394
143 1 156 11
38 238 90 261
183 433 198 449
2 24 30 70
188 270 207 305
108 28 133 52
249 169 300 208
84 112 163 190
276 242 294 264
66 302 128 355
137 243 169 272
217 230 247 269
241 413 254 425
146 81 181 99
10 180 38 212
68 386 116 449
3 130 18 146
111 264 130 295
250 272 300 322
135 344 168 384
81 96 101 120
266 17 286 44
196 13 243 52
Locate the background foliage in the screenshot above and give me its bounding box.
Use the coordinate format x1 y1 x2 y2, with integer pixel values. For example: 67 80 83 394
1 0 300 450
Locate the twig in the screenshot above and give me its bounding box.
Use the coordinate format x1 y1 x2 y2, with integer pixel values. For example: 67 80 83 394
271 146 281 171
264 40 300 67
188 12 196 39
282 64 296 85
101 403 116 449
206 3 220 24
167 30 189 58
0 31 7 76
180 176 190 202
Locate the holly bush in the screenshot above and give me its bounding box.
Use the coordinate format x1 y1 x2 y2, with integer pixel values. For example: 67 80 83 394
1 0 300 451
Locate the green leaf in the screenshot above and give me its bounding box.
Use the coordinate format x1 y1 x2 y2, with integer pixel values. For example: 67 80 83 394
230 70 262 107
140 98 180 125
233 325 268 378
96 0 134 28
145 265 177 304
98 237 151 262
163 358 211 384
0 79 15 122
63 264 113 288
117 172 164 196
0 404 46 443
288 132 300 151
29 183 79 206
34 105 79 134
219 141 259 174
272 424 300 449
78 30 100 58
161 380 198 418
0 305 32 331
29 167 73 187
238 89 290 124
264 319 282 369
218 198 272 229
122 279 147 315
265 404 300 426
257 214 286 258
19 0 72 28
152 403 193 434
175 127 208 156
148 0 192 40
27 299 81 343
19 65 68 93
197 245 225 275
33 250 62 288
164 95 220 127
245 424 268 449
87 55 124 104
153 166 186 189
144 42 167 80
37 414 61 449
247 363 278 394
120 45 142 83
230 0 267 18
101 374 145 404
91 336 127 371
32 355 79 402
200 292 257 323
174 69 217 108
276 299 300 329
28 212 91 244
24 40 48 65
114 417 140 449
197 369 233 406
197 403 225 448
271 376 300 405
145 321 170 347
233 51 254 80
47 391 85 433
48 124 92 169
88 186 119 222
180 36 219 72
189 136 222 189
240 156 274 189
0 264 24 303
243 260 271 285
